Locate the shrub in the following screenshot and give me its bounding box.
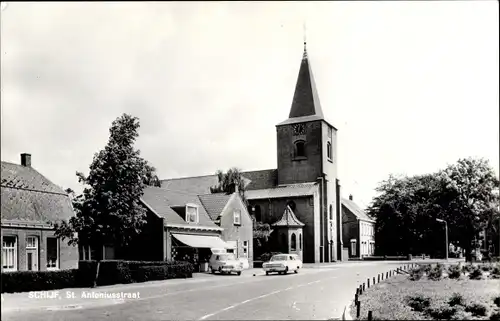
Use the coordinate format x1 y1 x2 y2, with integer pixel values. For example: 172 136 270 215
408 266 424 281
422 264 432 274
406 295 431 312
448 293 466 307
427 306 458 319
428 263 444 281
491 266 500 279
493 296 500 308
491 311 500 321
469 266 483 280
448 264 462 279
462 263 475 273
465 303 488 317
481 263 493 272
1 269 78 293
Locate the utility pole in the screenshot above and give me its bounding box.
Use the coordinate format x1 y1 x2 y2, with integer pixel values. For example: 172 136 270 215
436 219 448 260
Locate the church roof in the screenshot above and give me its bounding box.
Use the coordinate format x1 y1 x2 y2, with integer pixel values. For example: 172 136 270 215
245 182 317 200
272 205 305 227
342 197 375 222
160 169 278 195
285 42 324 120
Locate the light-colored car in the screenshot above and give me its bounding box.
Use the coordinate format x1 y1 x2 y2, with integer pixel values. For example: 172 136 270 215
263 254 303 275
209 253 243 275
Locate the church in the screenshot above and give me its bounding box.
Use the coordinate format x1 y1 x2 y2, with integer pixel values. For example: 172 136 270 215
162 41 346 263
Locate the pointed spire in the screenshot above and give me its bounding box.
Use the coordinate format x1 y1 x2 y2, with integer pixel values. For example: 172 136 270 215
303 22 308 59
288 33 324 119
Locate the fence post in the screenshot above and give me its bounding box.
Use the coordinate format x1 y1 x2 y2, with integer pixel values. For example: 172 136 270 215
359 285 363 295
373 276 376 284
356 288 360 295
357 301 361 318
378 274 380 283
367 278 370 288
355 293 359 304
368 310 373 321
363 283 366 291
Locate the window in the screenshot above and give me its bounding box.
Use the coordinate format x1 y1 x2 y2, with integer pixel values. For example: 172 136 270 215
243 241 248 258
291 233 297 251
233 209 241 225
46 237 59 270
327 142 332 160
26 236 39 271
2 236 17 271
329 205 333 220
350 239 357 256
186 204 199 223
299 234 302 250
294 140 306 158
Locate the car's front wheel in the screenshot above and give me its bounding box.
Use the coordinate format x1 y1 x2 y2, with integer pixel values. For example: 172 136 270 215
210 266 215 274
266 271 270 275
237 271 242 276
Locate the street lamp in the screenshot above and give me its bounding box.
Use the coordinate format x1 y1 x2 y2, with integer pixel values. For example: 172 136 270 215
436 219 449 260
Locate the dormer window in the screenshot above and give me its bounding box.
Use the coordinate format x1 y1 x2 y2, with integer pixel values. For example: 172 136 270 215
327 142 332 160
233 209 241 225
185 204 199 223
294 140 306 158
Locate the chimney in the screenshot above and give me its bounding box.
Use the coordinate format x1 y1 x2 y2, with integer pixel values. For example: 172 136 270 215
21 153 31 167
349 194 353 201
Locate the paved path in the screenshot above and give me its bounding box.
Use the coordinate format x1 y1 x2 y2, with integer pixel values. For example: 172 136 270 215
1 261 420 320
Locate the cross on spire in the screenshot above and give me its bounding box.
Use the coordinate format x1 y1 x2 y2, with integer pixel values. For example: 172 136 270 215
303 22 308 59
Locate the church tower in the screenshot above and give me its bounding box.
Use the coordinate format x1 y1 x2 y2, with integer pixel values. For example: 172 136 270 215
275 40 341 262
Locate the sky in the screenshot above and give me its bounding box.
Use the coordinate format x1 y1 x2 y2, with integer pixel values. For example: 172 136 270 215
1 1 498 209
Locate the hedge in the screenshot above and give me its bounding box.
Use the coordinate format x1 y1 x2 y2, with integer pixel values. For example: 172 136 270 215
1 260 194 293
1 269 79 293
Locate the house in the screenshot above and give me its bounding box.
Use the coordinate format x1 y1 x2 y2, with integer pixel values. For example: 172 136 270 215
161 41 345 263
342 195 376 258
85 186 253 271
1 153 79 272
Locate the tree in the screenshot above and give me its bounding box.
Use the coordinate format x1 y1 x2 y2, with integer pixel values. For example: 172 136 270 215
369 157 499 262
210 168 272 249
439 157 500 261
143 163 161 187
54 113 152 287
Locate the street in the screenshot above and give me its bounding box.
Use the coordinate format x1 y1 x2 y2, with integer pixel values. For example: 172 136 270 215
1 261 417 320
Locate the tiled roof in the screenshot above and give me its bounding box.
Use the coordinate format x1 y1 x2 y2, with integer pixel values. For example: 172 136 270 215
160 169 278 195
198 193 232 220
342 198 375 222
272 205 305 227
245 183 317 200
141 187 220 229
1 161 74 224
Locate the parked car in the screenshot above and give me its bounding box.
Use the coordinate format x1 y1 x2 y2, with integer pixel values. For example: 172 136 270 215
262 254 302 275
209 253 243 275
238 257 250 269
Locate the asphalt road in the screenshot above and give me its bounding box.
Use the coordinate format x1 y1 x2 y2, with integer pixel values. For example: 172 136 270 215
1 261 415 321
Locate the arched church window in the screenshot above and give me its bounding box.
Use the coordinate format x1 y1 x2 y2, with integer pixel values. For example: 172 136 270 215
287 200 296 211
294 141 306 158
299 233 302 250
291 233 297 251
329 205 333 220
327 142 332 160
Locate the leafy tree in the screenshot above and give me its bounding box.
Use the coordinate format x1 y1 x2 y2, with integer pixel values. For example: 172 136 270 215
211 168 272 248
369 157 499 262
439 157 500 261
143 163 161 187
54 113 152 286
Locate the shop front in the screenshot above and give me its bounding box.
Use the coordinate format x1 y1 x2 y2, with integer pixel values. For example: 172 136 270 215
171 233 230 272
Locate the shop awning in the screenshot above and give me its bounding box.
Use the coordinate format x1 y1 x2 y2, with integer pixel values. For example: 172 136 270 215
172 233 230 249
